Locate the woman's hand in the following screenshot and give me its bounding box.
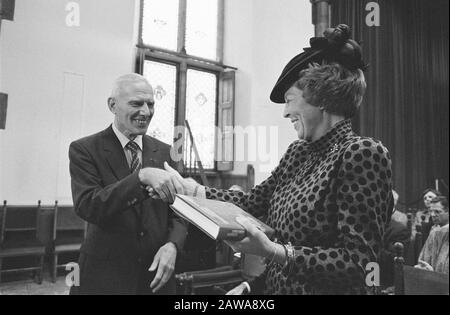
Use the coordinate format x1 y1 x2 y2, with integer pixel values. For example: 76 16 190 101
226 216 274 258
164 162 202 196
139 167 184 203
146 162 203 199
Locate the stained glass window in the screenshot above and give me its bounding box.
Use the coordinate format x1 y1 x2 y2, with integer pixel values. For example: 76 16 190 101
185 0 219 60
185 69 217 169
141 0 179 51
143 60 177 145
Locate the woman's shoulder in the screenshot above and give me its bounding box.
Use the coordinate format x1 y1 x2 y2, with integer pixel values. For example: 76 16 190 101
342 136 391 162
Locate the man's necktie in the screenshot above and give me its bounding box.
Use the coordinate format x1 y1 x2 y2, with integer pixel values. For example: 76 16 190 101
126 141 142 173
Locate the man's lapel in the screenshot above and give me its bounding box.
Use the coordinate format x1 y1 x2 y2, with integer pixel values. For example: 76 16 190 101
142 135 160 168
141 135 163 222
102 125 131 181
102 127 164 222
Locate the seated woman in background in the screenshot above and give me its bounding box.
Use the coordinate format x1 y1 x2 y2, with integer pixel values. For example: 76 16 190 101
163 24 393 295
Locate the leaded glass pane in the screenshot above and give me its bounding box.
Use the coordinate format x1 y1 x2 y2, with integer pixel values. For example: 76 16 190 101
142 0 179 51
185 0 218 60
185 69 217 169
143 60 177 145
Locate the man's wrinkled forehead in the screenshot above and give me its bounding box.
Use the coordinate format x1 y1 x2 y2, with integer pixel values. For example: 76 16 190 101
118 81 153 101
124 82 153 97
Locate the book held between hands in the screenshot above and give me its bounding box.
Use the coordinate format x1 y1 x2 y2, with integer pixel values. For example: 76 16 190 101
170 195 275 241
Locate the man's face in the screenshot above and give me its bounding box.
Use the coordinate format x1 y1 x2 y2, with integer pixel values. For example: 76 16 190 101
109 80 154 139
430 202 449 226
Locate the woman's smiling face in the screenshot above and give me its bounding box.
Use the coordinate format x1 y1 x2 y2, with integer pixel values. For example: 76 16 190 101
423 191 438 208
283 85 323 141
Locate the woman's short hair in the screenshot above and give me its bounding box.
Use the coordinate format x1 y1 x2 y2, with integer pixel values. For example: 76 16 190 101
295 62 366 118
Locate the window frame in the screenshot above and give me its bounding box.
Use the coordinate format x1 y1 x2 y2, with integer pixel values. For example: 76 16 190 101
138 0 226 64
137 0 235 173
185 65 220 171
141 57 180 146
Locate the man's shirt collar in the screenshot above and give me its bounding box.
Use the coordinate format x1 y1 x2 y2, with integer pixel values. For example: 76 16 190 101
112 122 143 151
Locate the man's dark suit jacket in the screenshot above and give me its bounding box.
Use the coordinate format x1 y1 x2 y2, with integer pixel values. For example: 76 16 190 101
68 125 187 295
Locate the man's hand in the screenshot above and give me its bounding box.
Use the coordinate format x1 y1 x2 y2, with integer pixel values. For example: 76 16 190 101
139 167 184 203
415 260 434 271
226 282 249 295
149 242 178 293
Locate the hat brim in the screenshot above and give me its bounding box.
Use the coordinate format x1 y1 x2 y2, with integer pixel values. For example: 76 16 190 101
270 49 325 103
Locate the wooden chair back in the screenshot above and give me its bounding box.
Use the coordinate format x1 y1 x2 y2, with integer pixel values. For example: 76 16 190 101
0 201 41 246
0 200 6 244
53 203 86 242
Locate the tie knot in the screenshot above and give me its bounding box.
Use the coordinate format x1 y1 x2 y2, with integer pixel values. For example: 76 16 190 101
126 141 140 153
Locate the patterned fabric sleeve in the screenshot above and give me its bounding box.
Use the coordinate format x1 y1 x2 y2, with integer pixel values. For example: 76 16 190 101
282 139 393 291
205 141 299 219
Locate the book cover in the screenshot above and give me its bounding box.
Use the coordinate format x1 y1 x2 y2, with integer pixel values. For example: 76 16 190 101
170 195 274 241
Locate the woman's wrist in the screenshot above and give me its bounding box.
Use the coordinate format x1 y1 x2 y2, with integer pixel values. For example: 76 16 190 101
264 242 287 265
184 178 206 198
195 185 206 198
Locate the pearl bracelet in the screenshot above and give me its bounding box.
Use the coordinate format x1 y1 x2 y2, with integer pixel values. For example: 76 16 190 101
283 242 295 273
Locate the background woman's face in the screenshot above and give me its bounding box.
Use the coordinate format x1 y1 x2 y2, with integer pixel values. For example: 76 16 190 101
423 191 437 208
283 85 322 141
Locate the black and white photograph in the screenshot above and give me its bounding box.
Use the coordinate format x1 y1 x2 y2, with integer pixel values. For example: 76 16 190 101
0 0 448 301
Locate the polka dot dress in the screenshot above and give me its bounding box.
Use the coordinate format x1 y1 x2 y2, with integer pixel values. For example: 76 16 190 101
206 119 393 295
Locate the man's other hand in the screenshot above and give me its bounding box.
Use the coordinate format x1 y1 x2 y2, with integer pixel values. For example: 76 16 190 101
149 242 177 293
226 282 249 295
414 260 434 271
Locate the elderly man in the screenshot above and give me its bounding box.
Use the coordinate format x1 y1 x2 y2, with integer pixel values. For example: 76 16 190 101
415 196 449 274
429 196 449 229
69 74 187 295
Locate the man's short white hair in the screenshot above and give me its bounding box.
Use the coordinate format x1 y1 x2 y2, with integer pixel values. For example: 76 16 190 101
110 73 152 99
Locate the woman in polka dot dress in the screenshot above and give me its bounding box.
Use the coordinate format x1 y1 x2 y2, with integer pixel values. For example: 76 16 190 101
167 25 393 295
